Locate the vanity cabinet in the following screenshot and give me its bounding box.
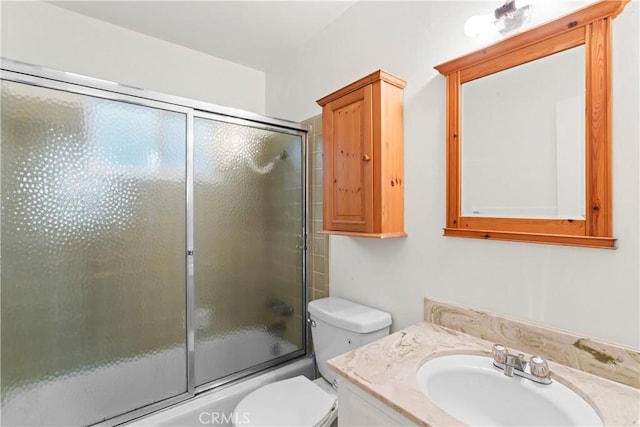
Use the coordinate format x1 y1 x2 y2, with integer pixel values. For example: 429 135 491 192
337 378 417 427
316 70 406 238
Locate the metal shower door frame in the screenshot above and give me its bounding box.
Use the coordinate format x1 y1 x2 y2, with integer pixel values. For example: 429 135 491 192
0 58 310 427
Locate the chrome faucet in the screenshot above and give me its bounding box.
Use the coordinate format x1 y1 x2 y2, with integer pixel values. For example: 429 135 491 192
504 353 524 377
492 344 552 385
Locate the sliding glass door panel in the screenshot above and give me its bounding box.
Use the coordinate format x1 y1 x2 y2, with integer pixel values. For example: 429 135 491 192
1 64 308 425
0 81 188 426
193 117 304 386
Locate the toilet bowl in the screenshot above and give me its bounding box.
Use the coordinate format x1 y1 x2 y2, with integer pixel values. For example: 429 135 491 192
232 297 391 427
233 376 337 427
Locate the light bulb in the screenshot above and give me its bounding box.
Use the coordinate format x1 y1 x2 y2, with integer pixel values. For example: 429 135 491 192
464 13 495 38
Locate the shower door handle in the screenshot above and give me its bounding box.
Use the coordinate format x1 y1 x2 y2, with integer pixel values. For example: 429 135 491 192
296 234 307 250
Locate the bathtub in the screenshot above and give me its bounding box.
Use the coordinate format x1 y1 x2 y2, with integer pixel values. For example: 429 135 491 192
195 327 301 382
127 357 314 427
2 328 311 426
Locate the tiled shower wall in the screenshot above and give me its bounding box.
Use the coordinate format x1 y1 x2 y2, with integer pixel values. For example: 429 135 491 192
303 115 330 300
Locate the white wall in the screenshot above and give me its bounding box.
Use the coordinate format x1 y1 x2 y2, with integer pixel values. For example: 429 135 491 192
266 1 640 348
1 1 266 114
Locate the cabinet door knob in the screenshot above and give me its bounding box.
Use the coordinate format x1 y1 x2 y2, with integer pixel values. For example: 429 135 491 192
362 154 371 162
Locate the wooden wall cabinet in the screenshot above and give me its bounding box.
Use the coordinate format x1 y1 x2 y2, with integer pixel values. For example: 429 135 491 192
316 70 407 238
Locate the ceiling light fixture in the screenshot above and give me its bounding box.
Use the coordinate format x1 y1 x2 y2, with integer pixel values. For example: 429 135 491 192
464 0 533 39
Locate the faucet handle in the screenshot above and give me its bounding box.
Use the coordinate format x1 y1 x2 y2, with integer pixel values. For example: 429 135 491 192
492 344 509 364
529 355 551 379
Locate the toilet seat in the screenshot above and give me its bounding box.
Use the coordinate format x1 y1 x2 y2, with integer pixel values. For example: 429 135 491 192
233 376 337 427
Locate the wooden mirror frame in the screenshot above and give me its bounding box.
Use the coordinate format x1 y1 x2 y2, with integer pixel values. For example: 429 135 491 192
434 0 629 249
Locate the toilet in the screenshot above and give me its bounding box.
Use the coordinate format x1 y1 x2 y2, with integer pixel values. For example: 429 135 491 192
233 297 392 427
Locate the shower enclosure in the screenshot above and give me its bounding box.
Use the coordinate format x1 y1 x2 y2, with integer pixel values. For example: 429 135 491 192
0 60 308 426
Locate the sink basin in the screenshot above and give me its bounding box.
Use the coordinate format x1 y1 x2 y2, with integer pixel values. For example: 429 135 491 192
416 354 602 426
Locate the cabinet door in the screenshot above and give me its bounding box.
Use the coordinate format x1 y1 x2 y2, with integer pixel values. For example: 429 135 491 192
338 379 418 427
323 85 374 233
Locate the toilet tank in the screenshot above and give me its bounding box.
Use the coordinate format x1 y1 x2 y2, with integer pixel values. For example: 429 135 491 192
308 297 392 386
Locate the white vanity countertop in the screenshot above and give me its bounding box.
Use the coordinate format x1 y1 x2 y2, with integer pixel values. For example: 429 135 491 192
328 322 640 426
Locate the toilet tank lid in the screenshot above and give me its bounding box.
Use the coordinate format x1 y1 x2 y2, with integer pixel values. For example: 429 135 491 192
308 297 392 333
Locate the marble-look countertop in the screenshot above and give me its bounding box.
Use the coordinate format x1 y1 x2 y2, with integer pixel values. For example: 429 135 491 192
328 322 640 426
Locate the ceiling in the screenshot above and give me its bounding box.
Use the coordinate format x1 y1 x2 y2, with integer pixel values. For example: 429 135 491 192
50 1 357 72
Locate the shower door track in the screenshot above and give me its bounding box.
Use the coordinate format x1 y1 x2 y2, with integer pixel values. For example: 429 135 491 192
1 59 306 132
1 58 310 427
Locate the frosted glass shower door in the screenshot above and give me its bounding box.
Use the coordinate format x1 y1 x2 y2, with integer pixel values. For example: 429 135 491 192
193 116 305 387
1 81 188 425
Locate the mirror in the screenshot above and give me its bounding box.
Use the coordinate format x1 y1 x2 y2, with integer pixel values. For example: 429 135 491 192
435 0 628 248
462 45 585 219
